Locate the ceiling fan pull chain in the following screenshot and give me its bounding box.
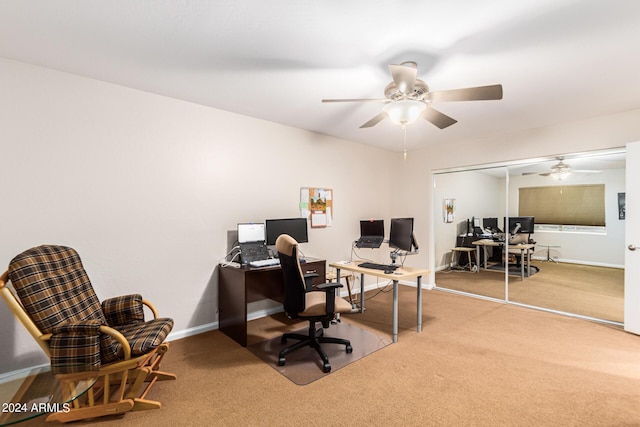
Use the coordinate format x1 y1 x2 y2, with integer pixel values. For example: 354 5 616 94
403 124 407 160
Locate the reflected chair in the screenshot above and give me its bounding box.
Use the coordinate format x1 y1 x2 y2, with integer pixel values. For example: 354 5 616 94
0 245 176 423
275 234 352 373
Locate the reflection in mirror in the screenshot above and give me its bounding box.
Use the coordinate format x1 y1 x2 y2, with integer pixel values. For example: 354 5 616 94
433 167 507 301
433 150 625 324
506 152 625 323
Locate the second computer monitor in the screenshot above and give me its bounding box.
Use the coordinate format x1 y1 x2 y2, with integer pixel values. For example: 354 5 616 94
506 216 535 234
265 218 309 245
389 217 415 252
483 217 498 230
360 219 384 237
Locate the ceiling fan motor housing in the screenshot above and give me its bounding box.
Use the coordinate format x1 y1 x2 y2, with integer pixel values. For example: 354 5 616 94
384 80 429 101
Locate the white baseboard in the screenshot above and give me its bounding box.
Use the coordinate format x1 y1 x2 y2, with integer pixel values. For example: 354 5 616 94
530 257 624 269
166 321 219 341
439 259 624 271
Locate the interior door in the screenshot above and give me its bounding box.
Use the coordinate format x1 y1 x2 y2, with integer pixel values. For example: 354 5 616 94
624 141 640 334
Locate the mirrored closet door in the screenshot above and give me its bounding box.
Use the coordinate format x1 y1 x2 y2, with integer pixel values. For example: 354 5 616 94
433 150 625 324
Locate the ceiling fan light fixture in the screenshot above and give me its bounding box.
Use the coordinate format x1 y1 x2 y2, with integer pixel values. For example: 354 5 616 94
383 100 426 126
552 171 570 181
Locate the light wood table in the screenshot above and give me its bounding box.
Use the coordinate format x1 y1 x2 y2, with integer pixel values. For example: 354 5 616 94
472 239 535 281
450 247 477 271
328 261 429 343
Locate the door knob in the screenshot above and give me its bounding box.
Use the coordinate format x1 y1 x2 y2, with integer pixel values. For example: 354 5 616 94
630 244 637 251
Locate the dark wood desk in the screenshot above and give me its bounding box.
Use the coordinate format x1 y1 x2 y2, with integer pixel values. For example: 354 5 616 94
218 258 326 347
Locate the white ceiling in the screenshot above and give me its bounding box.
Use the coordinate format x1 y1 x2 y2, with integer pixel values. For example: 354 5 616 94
2 1 640 153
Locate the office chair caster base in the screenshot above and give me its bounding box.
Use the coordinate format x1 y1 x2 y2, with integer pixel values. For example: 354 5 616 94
278 357 286 366
346 345 353 353
323 363 331 373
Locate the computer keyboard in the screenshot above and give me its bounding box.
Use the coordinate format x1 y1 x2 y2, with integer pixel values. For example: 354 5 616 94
357 262 398 271
249 258 281 268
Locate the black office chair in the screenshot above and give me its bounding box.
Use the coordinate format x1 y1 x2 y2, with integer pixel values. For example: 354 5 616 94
275 234 353 373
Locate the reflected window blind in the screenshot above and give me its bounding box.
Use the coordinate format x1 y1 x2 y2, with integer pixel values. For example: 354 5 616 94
519 184 605 226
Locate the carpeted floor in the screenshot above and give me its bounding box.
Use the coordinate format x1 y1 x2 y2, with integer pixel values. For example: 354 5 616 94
18 287 640 426
435 261 624 322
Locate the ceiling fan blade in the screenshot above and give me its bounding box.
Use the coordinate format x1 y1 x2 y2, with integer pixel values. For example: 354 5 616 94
421 106 457 129
427 84 503 102
572 170 602 174
539 172 552 176
389 63 417 95
522 171 544 176
360 112 387 128
322 98 385 103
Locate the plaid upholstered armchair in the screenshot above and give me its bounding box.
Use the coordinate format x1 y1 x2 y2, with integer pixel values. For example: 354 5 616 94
0 245 176 423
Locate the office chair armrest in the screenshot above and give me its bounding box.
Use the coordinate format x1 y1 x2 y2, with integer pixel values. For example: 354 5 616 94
303 272 319 291
315 282 343 291
316 282 344 314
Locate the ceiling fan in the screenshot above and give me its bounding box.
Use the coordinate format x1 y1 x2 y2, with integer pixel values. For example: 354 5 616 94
321 61 503 129
522 158 602 180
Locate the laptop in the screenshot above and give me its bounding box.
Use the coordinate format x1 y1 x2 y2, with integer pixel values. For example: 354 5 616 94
237 223 270 265
355 219 384 248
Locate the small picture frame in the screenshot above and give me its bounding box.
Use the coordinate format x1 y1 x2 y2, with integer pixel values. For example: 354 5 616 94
444 198 455 223
618 192 625 220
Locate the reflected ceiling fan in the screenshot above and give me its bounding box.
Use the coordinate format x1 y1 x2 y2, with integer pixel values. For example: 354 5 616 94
322 61 503 129
522 158 601 181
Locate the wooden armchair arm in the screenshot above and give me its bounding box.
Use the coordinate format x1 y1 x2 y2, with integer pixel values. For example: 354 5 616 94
46 324 132 361
141 299 159 319
1 270 53 356
99 325 132 360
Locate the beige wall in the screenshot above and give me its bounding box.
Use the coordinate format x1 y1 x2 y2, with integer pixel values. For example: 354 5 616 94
0 59 397 374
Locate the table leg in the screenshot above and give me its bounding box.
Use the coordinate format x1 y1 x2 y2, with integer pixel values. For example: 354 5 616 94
520 248 525 280
345 275 355 306
526 248 531 277
392 279 398 343
360 273 365 313
417 276 422 333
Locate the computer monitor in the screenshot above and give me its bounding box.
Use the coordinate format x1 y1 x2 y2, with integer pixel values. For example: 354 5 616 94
483 217 498 230
237 223 265 243
389 218 415 252
360 219 384 237
506 216 535 234
265 218 309 246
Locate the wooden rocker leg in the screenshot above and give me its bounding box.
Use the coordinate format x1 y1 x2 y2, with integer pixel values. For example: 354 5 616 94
46 400 135 423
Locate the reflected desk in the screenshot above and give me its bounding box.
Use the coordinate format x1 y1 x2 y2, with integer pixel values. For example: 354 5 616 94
472 240 535 281
328 261 429 343
0 366 95 425
218 258 326 347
